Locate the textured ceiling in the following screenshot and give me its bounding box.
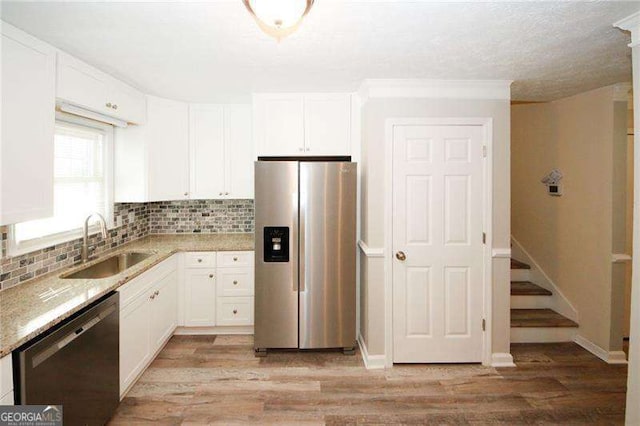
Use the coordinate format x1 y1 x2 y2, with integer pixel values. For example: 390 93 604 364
1 1 638 102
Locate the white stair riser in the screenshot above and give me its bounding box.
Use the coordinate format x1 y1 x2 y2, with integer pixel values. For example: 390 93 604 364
511 295 553 309
510 269 530 282
511 327 577 343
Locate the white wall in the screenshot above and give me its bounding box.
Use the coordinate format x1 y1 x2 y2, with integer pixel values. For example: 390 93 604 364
359 96 511 358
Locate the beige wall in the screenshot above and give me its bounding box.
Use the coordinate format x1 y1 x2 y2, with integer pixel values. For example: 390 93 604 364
511 85 627 351
359 97 511 357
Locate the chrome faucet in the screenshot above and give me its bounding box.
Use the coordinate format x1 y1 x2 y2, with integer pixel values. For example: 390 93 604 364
82 213 109 263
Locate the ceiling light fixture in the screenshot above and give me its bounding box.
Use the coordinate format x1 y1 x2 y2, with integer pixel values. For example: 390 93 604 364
242 0 314 41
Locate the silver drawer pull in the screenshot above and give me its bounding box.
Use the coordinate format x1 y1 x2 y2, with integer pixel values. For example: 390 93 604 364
233 309 238 314
105 102 112 108
233 280 238 285
233 257 238 261
197 258 202 263
155 290 159 296
209 274 214 278
150 294 155 300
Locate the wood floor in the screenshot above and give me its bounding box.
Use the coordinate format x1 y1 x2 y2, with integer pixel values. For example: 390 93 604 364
109 336 628 425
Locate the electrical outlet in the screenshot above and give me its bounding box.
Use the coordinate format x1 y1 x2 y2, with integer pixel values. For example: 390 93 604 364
116 216 123 227
128 212 135 223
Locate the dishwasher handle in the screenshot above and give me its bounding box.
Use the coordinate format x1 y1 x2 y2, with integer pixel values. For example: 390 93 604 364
31 303 117 369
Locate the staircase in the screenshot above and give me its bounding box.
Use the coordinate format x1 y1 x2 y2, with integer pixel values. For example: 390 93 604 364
510 258 578 343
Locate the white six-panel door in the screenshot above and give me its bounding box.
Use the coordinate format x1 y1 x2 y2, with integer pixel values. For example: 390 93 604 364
392 124 485 363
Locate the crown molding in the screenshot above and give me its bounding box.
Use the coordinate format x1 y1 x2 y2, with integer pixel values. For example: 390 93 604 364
358 79 513 104
614 11 640 48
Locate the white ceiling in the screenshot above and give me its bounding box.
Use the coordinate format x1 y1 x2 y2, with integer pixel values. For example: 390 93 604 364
1 1 639 102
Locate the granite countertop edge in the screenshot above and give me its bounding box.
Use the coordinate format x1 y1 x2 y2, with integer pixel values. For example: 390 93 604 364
0 233 254 357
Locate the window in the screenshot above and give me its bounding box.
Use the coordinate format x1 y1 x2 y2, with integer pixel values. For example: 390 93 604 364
9 114 113 254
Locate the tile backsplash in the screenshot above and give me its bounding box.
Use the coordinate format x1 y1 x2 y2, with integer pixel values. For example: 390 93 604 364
0 203 149 290
148 199 254 234
0 199 255 291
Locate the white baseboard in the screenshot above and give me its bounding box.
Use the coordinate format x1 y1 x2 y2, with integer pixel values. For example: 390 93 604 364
511 327 577 343
174 325 254 335
357 333 386 369
491 352 516 367
574 335 629 365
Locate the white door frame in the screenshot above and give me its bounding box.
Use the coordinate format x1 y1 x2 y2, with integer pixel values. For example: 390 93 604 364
384 117 494 367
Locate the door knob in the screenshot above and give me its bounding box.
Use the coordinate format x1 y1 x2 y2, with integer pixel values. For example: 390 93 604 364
395 251 406 261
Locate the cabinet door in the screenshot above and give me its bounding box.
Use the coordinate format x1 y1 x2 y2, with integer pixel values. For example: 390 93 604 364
225 105 254 198
146 96 190 201
56 52 109 114
303 94 351 156
189 104 225 199
119 292 151 395
184 269 217 326
108 81 146 125
150 271 178 351
255 94 304 156
1 24 56 225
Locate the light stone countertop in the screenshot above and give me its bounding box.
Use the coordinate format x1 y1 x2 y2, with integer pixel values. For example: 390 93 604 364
0 233 254 357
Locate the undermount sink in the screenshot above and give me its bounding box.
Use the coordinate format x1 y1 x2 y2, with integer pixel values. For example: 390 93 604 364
61 252 154 279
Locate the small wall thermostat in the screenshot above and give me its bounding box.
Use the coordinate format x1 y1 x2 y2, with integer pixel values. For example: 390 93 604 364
541 169 563 197
547 184 562 196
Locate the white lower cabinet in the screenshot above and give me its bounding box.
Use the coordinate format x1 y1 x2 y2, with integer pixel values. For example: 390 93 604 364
119 291 152 394
183 268 217 326
0 354 13 406
118 256 178 397
118 250 254 397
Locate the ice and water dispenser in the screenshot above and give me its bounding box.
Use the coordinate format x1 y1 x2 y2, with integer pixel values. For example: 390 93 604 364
264 227 289 262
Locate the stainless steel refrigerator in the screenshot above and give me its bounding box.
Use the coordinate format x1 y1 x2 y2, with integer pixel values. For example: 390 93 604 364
254 159 357 355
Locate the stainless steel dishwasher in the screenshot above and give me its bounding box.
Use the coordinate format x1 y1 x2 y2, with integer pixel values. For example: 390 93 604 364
14 291 119 426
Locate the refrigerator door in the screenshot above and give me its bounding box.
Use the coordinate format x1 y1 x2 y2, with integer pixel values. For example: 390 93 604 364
254 161 299 350
299 162 357 349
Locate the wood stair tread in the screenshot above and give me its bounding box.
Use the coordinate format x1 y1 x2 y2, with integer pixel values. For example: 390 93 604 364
511 258 531 270
511 309 578 328
511 281 552 296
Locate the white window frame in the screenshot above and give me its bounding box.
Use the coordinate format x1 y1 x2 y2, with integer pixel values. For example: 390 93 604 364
7 112 115 256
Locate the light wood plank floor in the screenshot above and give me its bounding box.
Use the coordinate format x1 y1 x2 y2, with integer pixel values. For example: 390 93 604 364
109 336 628 425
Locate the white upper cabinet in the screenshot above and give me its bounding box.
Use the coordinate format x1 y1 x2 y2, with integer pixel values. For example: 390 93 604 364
189 104 225 199
303 94 351 156
254 93 351 157
190 104 253 199
255 94 304 156
115 95 190 202
1 23 56 226
224 105 254 198
57 52 146 124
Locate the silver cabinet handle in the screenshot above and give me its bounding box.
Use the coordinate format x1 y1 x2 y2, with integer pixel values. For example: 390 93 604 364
233 257 238 261
233 309 238 314
112 104 118 110
305 147 310 151
150 294 155 300
197 258 202 263
184 192 188 196
225 192 229 195
209 274 214 278
396 251 406 261
155 290 159 296
219 192 223 196
299 147 304 152
105 102 112 108
233 280 238 285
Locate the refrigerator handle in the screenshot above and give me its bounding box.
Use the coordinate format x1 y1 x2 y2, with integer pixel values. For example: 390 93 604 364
299 188 306 293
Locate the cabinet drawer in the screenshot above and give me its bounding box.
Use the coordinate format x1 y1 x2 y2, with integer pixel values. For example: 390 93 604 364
216 296 254 326
0 391 13 406
216 251 253 268
185 252 216 268
217 268 254 297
